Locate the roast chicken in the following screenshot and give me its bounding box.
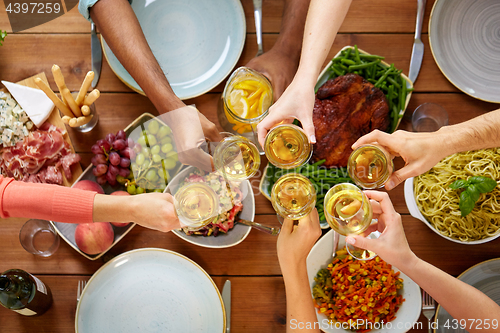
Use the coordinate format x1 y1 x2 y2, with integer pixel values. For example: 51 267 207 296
311 73 390 168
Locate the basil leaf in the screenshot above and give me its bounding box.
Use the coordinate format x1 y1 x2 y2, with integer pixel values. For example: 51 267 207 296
459 190 475 217
449 179 469 190
474 177 497 194
467 185 480 203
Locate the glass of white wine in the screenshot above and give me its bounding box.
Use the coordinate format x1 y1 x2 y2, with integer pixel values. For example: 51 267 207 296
271 173 317 221
173 182 219 232
213 132 261 181
264 124 312 169
347 144 394 189
324 183 377 260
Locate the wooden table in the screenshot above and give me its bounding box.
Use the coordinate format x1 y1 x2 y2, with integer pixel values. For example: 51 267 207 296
1 0 499 332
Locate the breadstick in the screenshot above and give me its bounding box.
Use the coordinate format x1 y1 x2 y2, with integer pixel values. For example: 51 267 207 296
61 116 72 124
69 115 93 127
81 105 91 116
83 89 100 106
75 71 94 106
34 78 74 118
52 65 82 117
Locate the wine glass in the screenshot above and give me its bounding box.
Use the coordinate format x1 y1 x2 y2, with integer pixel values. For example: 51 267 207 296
271 173 317 221
264 124 312 169
323 183 377 260
347 144 394 189
173 182 219 232
213 133 261 181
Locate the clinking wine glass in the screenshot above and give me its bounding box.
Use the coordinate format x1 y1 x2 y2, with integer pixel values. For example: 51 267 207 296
213 133 261 181
173 182 219 232
271 173 317 222
347 144 394 189
264 124 312 169
324 183 377 260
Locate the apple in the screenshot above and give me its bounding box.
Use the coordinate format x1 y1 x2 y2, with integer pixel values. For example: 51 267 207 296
110 191 132 227
74 222 114 255
73 180 104 194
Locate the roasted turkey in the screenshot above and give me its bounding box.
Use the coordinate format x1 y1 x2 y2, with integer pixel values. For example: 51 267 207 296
311 73 390 168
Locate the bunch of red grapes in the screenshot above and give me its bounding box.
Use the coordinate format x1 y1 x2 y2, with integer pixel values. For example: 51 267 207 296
91 130 137 186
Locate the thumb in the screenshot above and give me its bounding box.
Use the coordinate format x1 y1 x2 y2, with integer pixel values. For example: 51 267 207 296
385 166 414 190
346 235 377 253
257 112 280 148
300 115 316 144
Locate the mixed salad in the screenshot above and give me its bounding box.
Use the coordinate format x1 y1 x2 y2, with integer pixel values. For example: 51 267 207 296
180 170 243 237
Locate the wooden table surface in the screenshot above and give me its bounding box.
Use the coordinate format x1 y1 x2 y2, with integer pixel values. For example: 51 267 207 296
1 0 500 332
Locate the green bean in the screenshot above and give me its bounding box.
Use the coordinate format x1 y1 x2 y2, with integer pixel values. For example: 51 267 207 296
354 45 361 64
348 59 381 71
374 66 394 88
359 54 385 60
386 77 401 90
312 159 326 167
400 75 407 112
341 58 356 66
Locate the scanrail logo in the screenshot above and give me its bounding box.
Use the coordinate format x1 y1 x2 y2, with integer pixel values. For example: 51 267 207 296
3 0 78 32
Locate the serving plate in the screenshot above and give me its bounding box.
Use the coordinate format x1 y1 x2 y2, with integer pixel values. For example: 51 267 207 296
76 248 225 333
101 0 246 99
260 46 413 229
307 230 422 333
429 0 500 103
404 177 500 245
165 166 254 248
51 113 183 260
434 258 500 333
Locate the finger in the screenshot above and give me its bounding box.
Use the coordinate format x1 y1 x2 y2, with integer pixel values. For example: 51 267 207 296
257 113 279 148
177 148 213 172
369 198 382 215
385 166 415 190
281 217 294 234
205 130 222 143
163 193 175 204
346 234 377 252
352 130 391 150
364 191 397 216
359 222 379 236
299 114 316 144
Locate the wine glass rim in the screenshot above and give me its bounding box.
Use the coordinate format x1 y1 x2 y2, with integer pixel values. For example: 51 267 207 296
271 173 317 217
213 134 261 180
348 144 392 189
264 124 313 169
323 183 366 220
173 182 220 225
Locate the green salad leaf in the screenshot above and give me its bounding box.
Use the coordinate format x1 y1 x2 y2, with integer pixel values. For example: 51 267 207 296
450 176 497 217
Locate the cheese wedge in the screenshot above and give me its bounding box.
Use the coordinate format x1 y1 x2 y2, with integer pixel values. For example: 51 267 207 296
2 81 55 127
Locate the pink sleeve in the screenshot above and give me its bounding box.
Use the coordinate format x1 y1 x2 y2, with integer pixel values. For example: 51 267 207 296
0 177 96 224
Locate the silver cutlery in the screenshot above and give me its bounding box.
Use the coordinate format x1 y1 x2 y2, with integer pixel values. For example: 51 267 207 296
236 218 280 235
76 280 87 304
252 0 264 57
222 280 231 333
422 290 436 333
332 230 340 257
91 23 102 88
408 0 426 83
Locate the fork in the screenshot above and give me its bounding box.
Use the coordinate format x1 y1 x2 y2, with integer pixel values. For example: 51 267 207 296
422 290 436 333
77 280 87 304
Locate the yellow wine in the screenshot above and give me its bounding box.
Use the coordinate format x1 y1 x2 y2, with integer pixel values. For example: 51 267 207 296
324 184 372 236
174 182 219 230
348 144 393 189
264 124 312 169
214 134 261 180
271 173 316 219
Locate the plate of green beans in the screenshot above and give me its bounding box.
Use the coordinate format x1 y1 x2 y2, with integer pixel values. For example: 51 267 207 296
260 46 413 228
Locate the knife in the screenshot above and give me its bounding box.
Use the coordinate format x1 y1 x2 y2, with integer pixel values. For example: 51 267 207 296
222 280 231 333
408 0 426 83
91 22 102 89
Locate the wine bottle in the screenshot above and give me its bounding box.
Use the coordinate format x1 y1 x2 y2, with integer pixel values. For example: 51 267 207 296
0 269 53 316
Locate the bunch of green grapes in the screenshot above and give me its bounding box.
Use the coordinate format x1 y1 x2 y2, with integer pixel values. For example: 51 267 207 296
120 120 180 194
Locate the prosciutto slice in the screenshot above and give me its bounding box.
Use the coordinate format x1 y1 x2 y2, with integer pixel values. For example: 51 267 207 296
0 125 80 184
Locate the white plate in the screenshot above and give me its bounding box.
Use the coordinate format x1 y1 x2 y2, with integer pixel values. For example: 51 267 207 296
404 177 500 245
429 0 500 103
306 230 421 333
435 258 500 333
76 248 225 333
102 0 246 99
165 166 253 248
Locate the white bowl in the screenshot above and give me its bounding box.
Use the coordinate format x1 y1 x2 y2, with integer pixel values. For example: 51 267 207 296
306 230 421 333
165 166 253 248
404 177 500 245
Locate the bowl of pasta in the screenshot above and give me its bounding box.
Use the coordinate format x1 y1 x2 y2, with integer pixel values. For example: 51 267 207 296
404 148 500 244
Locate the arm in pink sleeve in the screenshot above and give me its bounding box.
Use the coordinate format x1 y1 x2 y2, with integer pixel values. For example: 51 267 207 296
0 176 96 223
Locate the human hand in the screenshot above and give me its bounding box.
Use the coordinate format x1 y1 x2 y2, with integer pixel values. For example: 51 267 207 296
352 129 450 190
277 209 322 274
130 192 181 232
345 191 417 269
256 78 316 148
159 106 221 172
245 47 299 101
